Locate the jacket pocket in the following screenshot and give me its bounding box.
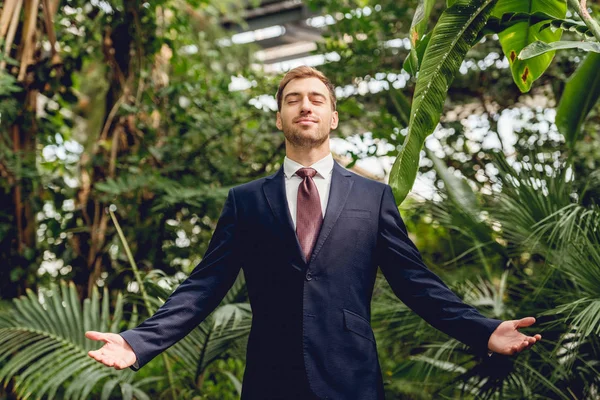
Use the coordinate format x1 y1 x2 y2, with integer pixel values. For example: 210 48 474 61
343 309 375 343
339 209 371 219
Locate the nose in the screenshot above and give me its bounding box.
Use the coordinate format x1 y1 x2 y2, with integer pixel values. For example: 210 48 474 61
300 96 312 114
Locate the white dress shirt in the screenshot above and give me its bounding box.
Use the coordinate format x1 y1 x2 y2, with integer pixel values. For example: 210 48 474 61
283 153 334 230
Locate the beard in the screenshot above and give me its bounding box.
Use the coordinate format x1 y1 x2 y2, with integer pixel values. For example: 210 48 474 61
282 120 330 149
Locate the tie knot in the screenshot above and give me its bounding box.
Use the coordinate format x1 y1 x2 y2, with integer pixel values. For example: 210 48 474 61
296 167 317 179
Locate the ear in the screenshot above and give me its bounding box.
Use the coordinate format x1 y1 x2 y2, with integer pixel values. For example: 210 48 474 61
330 111 339 130
276 112 283 130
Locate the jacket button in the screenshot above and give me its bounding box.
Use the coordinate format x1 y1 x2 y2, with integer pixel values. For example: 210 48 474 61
305 271 313 281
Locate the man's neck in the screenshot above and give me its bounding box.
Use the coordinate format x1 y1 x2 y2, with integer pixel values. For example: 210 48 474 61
285 141 331 167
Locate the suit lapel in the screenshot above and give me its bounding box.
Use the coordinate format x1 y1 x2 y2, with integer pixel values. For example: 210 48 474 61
262 161 354 268
310 162 353 263
262 167 307 269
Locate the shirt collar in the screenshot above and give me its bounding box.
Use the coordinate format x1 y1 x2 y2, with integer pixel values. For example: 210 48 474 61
284 153 334 179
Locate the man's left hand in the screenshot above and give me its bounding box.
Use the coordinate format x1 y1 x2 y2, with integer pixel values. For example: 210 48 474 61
488 317 542 355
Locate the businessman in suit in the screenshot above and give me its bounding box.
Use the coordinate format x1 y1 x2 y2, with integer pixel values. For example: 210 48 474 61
86 66 541 399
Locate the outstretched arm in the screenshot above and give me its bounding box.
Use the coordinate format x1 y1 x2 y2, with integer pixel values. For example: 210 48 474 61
87 188 242 370
377 185 541 354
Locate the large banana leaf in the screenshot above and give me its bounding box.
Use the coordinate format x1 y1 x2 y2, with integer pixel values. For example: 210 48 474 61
555 53 600 148
491 0 567 93
390 0 498 204
0 282 150 400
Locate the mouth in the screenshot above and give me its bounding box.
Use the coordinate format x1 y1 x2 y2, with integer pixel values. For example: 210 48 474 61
295 118 318 125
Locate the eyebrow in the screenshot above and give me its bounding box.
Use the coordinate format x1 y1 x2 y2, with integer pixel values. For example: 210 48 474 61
284 91 327 100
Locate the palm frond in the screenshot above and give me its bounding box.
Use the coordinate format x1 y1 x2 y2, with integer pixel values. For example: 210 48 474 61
137 270 251 396
490 152 575 257
0 281 149 400
460 271 511 319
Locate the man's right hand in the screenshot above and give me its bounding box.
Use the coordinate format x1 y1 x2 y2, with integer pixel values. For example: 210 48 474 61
85 331 137 370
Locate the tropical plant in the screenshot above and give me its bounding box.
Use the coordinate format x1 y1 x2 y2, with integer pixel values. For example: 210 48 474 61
493 0 567 93
0 207 250 400
0 0 280 304
0 271 252 400
389 0 499 204
555 52 600 150
141 270 252 399
373 150 600 398
518 0 600 60
0 281 150 400
0 0 63 299
381 0 600 204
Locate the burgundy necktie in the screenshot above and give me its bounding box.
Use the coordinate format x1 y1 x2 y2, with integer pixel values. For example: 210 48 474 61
296 168 323 262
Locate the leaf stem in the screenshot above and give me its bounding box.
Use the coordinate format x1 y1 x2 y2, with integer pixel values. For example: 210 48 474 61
568 0 600 43
108 207 177 400
108 208 151 310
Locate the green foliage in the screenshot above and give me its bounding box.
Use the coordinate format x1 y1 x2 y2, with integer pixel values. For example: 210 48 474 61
134 270 251 398
482 11 593 38
520 39 600 58
540 17 595 38
0 270 250 399
403 32 432 76
492 0 567 92
0 282 149 400
530 202 600 339
389 0 498 204
426 148 503 279
0 0 282 300
376 152 600 398
404 0 436 75
556 53 600 148
0 70 21 97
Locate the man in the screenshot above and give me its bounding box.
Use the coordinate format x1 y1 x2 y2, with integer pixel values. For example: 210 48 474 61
86 66 541 399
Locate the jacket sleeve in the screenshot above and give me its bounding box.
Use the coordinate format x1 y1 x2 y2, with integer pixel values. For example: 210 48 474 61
120 188 242 370
376 185 501 354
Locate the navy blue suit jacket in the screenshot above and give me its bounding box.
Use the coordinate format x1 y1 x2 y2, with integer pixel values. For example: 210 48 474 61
120 161 501 399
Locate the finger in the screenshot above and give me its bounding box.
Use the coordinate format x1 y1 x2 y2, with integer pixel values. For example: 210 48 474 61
514 317 536 329
88 349 105 362
85 331 109 342
517 339 532 353
528 335 541 346
92 352 116 368
523 335 540 346
88 350 107 365
100 356 116 368
520 337 541 352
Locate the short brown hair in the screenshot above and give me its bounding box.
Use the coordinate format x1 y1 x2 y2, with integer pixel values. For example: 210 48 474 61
276 66 336 111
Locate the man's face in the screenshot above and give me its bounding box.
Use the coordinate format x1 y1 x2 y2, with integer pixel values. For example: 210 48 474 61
276 77 339 149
